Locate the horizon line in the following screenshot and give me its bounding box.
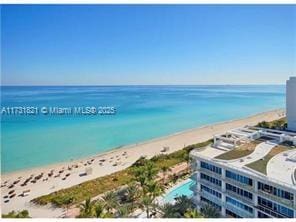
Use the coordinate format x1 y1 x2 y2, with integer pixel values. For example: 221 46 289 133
0 83 286 87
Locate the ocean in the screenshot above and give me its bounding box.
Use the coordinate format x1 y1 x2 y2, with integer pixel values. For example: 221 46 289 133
1 85 285 173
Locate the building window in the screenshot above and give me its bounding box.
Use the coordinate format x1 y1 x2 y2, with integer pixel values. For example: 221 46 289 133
258 211 271 218
226 209 242 218
200 173 222 187
201 184 222 199
226 170 253 186
200 196 222 211
226 196 253 214
258 182 294 201
200 161 222 174
258 196 294 218
226 183 253 200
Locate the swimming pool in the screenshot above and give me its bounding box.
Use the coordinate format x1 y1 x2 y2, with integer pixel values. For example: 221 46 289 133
163 179 195 203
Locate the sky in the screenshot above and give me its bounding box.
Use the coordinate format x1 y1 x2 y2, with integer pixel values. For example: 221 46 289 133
1 5 296 85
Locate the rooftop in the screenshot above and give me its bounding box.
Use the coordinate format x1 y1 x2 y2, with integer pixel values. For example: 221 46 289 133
190 126 296 187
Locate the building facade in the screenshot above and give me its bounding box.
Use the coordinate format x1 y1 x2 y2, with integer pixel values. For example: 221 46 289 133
190 156 296 218
287 77 296 132
190 126 296 218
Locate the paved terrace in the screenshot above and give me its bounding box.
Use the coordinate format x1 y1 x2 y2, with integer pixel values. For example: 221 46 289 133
191 140 295 188
267 149 296 186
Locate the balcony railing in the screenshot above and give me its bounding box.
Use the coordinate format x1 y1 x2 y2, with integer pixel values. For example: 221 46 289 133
199 167 222 178
200 190 222 205
224 177 254 191
225 190 254 206
190 172 198 181
255 205 291 218
199 179 222 191
258 190 295 209
225 203 254 218
190 161 199 170
189 183 196 192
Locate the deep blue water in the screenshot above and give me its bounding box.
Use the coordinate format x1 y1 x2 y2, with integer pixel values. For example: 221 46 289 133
1 85 285 173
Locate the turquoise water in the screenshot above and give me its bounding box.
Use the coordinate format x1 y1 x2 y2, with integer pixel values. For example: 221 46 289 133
1 85 285 173
164 179 195 202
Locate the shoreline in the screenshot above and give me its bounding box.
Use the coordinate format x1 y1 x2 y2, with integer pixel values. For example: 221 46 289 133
2 108 285 178
1 108 285 216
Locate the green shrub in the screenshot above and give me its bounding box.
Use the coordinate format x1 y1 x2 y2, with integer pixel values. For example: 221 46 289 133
32 140 211 207
2 210 30 218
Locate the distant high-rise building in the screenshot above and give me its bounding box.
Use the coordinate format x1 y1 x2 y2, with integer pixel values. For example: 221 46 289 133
287 77 296 131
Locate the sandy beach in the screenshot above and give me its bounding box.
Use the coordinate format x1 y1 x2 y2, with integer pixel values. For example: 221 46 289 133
1 108 285 217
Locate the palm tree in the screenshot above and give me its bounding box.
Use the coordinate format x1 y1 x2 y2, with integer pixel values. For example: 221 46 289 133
184 208 203 218
140 195 154 218
161 165 170 184
174 195 193 216
117 203 132 218
101 191 118 215
145 161 158 181
133 161 163 218
145 180 164 215
133 160 158 188
94 201 105 218
133 166 147 187
79 197 95 218
145 181 163 198
201 203 221 218
126 183 139 209
158 203 180 218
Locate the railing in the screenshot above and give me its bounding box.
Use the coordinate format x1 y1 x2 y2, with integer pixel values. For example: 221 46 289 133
199 167 222 178
225 190 254 206
190 160 199 170
224 177 254 192
189 183 196 192
192 195 200 206
199 179 222 191
224 203 254 218
190 172 198 181
258 190 295 209
200 190 222 205
255 205 291 218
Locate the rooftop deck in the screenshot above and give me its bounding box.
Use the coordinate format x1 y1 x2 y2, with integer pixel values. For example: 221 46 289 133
190 126 296 187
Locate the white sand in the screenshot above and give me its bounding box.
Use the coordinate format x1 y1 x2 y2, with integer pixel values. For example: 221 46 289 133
0 109 285 217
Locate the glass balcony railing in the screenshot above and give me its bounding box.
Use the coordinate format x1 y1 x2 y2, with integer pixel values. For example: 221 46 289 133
257 190 295 209
224 177 254 191
189 182 196 192
190 172 198 181
255 205 291 218
200 190 222 204
199 179 222 191
199 167 222 178
225 203 254 218
225 190 254 206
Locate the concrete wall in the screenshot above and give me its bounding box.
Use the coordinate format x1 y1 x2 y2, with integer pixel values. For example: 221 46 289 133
287 77 296 132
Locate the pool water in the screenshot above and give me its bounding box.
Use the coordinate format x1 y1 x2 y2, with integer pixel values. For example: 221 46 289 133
164 179 195 203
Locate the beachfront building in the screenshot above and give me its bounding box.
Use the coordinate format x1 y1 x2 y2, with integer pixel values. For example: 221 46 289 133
190 126 296 218
287 77 296 132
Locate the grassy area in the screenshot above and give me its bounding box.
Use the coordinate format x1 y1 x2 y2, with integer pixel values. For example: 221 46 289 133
32 140 212 207
215 141 261 160
245 145 290 174
256 118 287 130
2 210 30 218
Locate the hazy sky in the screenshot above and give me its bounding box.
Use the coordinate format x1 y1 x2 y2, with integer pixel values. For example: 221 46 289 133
1 5 295 85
